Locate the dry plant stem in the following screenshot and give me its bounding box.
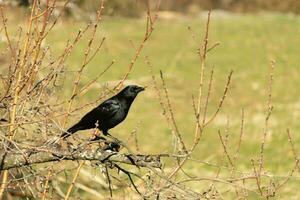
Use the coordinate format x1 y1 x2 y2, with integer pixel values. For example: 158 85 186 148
218 130 234 167
105 165 113 197
113 0 160 91
70 94 108 114
56 177 104 198
276 159 300 191
146 57 188 188
10 0 37 135
31 6 52 21
231 109 245 196
203 70 233 126
42 0 70 39
20 1 99 198
207 42 220 53
53 24 91 72
0 0 38 197
177 177 259 195
0 7 16 62
64 162 84 200
63 0 105 128
259 61 275 175
159 71 187 153
145 167 200 198
146 56 172 129
166 70 233 180
251 159 263 196
37 1 78 197
103 155 197 198
66 35 105 106
286 129 300 172
202 68 214 124
234 109 245 163
63 2 105 199
24 0 51 92
164 11 213 181
41 168 52 200
78 60 114 96
193 10 211 146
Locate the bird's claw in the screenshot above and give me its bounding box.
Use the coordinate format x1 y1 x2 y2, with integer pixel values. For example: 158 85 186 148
88 134 121 151
103 141 121 152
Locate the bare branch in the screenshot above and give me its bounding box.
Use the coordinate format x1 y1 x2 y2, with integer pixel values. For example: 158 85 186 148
0 147 162 171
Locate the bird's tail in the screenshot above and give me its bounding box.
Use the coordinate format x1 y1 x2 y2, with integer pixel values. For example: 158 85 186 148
43 124 80 146
61 124 81 139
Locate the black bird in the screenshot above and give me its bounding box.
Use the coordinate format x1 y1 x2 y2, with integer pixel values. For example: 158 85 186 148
61 85 144 139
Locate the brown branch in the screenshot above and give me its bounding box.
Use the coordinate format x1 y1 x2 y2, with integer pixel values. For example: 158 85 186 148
159 71 187 153
286 129 300 172
259 61 275 174
218 130 234 167
0 147 162 171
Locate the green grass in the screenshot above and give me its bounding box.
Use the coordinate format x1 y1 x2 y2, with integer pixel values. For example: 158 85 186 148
3 12 300 198
53 14 300 198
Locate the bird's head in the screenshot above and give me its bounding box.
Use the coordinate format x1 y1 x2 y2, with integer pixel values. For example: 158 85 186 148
119 85 145 99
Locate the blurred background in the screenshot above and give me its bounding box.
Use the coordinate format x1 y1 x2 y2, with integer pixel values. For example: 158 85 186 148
1 0 300 199
6 0 300 16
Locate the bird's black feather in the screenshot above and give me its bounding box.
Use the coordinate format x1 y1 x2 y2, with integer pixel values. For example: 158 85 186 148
61 85 144 139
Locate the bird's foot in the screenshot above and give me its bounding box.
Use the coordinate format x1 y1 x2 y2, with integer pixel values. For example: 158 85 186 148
106 134 120 144
103 141 121 152
105 134 130 152
105 133 118 142
102 132 128 152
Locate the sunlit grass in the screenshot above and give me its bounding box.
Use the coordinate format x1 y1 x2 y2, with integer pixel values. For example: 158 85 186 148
46 14 300 161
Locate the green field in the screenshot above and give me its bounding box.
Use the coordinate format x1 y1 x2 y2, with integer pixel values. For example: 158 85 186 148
3 11 300 198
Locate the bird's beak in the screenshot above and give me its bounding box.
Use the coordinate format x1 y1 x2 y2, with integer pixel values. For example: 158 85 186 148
136 86 145 93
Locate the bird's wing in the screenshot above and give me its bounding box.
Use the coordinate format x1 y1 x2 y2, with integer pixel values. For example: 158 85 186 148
73 99 120 129
96 99 121 120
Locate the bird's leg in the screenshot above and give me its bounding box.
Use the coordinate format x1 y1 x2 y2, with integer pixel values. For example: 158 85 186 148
90 135 107 141
90 129 106 141
105 132 135 154
89 122 106 141
103 131 122 152
104 132 120 143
